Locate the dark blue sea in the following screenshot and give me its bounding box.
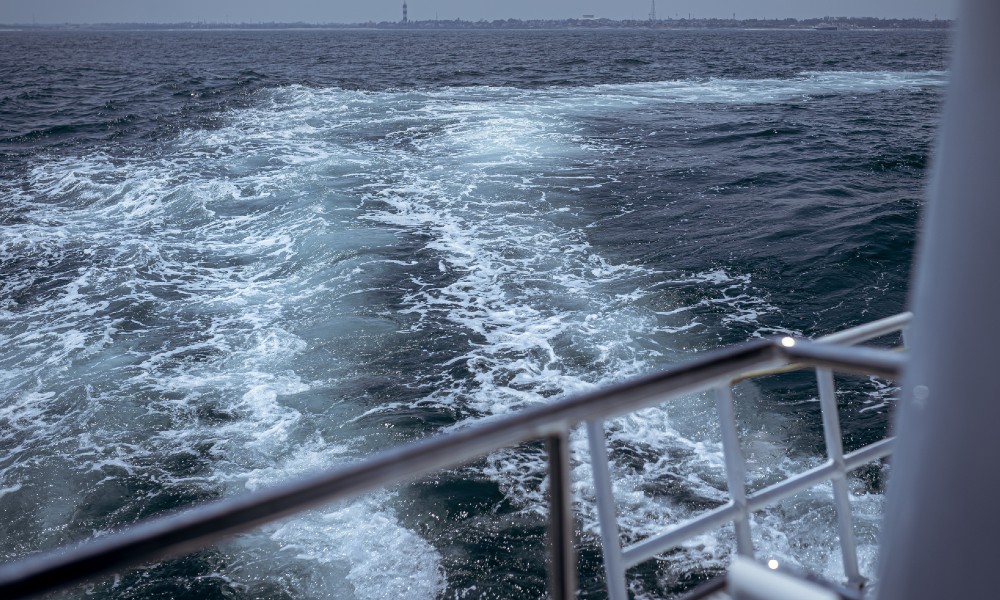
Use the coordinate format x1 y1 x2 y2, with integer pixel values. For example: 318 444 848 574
0 28 949 599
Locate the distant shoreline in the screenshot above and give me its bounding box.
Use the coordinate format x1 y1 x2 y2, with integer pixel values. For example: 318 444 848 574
0 17 952 32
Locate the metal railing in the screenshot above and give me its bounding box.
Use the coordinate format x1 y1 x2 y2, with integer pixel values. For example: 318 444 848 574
590 312 910 600
0 313 910 600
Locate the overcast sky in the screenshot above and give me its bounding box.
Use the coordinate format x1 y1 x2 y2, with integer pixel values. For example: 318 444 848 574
0 0 958 25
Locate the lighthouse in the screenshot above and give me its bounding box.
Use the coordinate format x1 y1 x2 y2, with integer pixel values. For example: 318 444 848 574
402 1 408 24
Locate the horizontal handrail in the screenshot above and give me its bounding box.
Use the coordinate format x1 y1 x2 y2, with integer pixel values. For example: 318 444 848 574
748 438 896 510
817 312 912 345
0 337 906 599
623 502 744 567
732 312 912 382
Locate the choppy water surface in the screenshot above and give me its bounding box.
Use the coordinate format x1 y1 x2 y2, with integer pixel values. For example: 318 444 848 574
0 28 948 599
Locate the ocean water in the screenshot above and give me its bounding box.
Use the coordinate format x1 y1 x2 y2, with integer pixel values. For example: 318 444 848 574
0 28 948 599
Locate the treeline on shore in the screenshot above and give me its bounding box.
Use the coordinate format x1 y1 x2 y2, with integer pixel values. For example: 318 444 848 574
2 17 952 31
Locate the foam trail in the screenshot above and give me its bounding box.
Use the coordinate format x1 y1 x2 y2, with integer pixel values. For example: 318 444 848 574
0 70 928 596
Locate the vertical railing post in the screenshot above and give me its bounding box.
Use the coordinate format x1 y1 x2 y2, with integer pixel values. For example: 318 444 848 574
545 432 576 600
816 367 865 589
586 420 629 600
714 385 754 557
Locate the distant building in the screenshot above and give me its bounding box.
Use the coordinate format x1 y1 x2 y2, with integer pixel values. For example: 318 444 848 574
582 14 595 20
402 1 408 24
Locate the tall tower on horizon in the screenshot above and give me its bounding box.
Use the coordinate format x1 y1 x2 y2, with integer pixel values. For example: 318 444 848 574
649 0 656 21
402 1 408 24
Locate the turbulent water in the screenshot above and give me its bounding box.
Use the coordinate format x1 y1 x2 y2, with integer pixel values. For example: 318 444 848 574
0 28 948 599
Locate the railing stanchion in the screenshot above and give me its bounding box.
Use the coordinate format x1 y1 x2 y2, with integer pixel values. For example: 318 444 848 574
714 385 754 557
546 432 577 600
816 367 865 589
586 420 629 600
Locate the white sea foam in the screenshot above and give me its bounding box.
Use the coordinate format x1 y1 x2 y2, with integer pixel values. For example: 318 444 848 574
0 71 916 595
587 70 947 107
221 442 448 600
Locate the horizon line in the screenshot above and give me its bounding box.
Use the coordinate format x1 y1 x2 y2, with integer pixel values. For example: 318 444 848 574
0 15 954 27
